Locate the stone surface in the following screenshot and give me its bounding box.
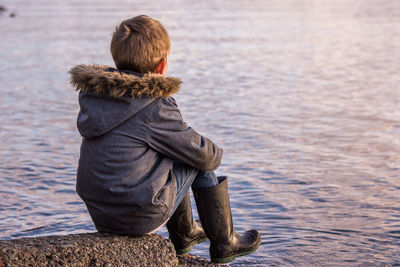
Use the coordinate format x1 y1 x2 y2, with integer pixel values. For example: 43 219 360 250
0 233 222 266
178 254 225 267
0 233 179 266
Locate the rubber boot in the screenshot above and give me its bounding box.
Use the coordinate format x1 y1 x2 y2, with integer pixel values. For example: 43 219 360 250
166 192 208 255
193 176 261 263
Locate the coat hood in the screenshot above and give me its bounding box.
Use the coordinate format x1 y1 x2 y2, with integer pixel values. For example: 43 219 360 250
69 64 181 138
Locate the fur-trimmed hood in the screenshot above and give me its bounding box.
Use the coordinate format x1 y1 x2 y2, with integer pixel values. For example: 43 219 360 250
69 64 181 98
69 64 181 138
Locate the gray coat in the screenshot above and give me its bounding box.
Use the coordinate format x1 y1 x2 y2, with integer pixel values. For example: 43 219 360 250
69 64 223 235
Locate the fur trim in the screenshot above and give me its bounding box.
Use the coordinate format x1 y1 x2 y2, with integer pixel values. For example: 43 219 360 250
69 64 181 98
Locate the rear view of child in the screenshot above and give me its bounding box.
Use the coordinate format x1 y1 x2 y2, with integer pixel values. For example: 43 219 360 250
69 15 261 263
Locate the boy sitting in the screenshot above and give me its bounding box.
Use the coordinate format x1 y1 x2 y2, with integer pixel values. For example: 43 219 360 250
69 15 260 264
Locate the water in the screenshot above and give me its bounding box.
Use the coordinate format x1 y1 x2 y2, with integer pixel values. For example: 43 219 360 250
1 0 399 265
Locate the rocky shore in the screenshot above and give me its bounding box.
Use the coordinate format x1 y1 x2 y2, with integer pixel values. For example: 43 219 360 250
0 233 220 266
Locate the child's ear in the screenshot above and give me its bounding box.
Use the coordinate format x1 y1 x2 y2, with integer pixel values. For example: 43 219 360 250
155 58 167 75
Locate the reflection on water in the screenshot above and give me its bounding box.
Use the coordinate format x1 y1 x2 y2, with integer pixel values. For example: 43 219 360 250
1 0 399 265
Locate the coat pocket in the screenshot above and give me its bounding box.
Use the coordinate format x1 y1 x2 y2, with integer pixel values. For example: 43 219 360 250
154 172 173 202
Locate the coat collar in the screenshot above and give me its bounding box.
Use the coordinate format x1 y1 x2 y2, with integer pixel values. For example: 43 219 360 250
69 64 181 98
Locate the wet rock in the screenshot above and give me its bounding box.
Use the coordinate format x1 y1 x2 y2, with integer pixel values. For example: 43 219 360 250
178 254 226 266
0 233 216 266
9 12 16 18
0 6 6 12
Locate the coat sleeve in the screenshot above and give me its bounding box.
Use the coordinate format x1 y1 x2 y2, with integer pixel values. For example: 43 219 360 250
146 98 223 171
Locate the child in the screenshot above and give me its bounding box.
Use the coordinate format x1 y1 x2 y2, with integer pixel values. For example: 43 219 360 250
69 15 260 263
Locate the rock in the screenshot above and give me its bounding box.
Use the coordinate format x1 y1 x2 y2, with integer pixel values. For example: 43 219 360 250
9 12 16 18
0 233 218 266
0 6 6 12
0 233 177 266
178 254 226 267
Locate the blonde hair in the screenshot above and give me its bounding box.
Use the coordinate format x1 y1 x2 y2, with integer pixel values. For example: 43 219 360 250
110 15 170 73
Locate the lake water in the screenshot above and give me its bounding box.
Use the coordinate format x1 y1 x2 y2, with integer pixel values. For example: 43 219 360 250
1 0 399 266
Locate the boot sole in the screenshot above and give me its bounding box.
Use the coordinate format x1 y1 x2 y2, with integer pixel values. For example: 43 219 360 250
175 236 208 255
210 241 261 264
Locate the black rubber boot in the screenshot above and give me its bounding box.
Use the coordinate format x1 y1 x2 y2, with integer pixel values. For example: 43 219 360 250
166 192 208 255
193 176 261 263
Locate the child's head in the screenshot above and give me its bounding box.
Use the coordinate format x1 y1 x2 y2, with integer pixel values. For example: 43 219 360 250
110 15 170 74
